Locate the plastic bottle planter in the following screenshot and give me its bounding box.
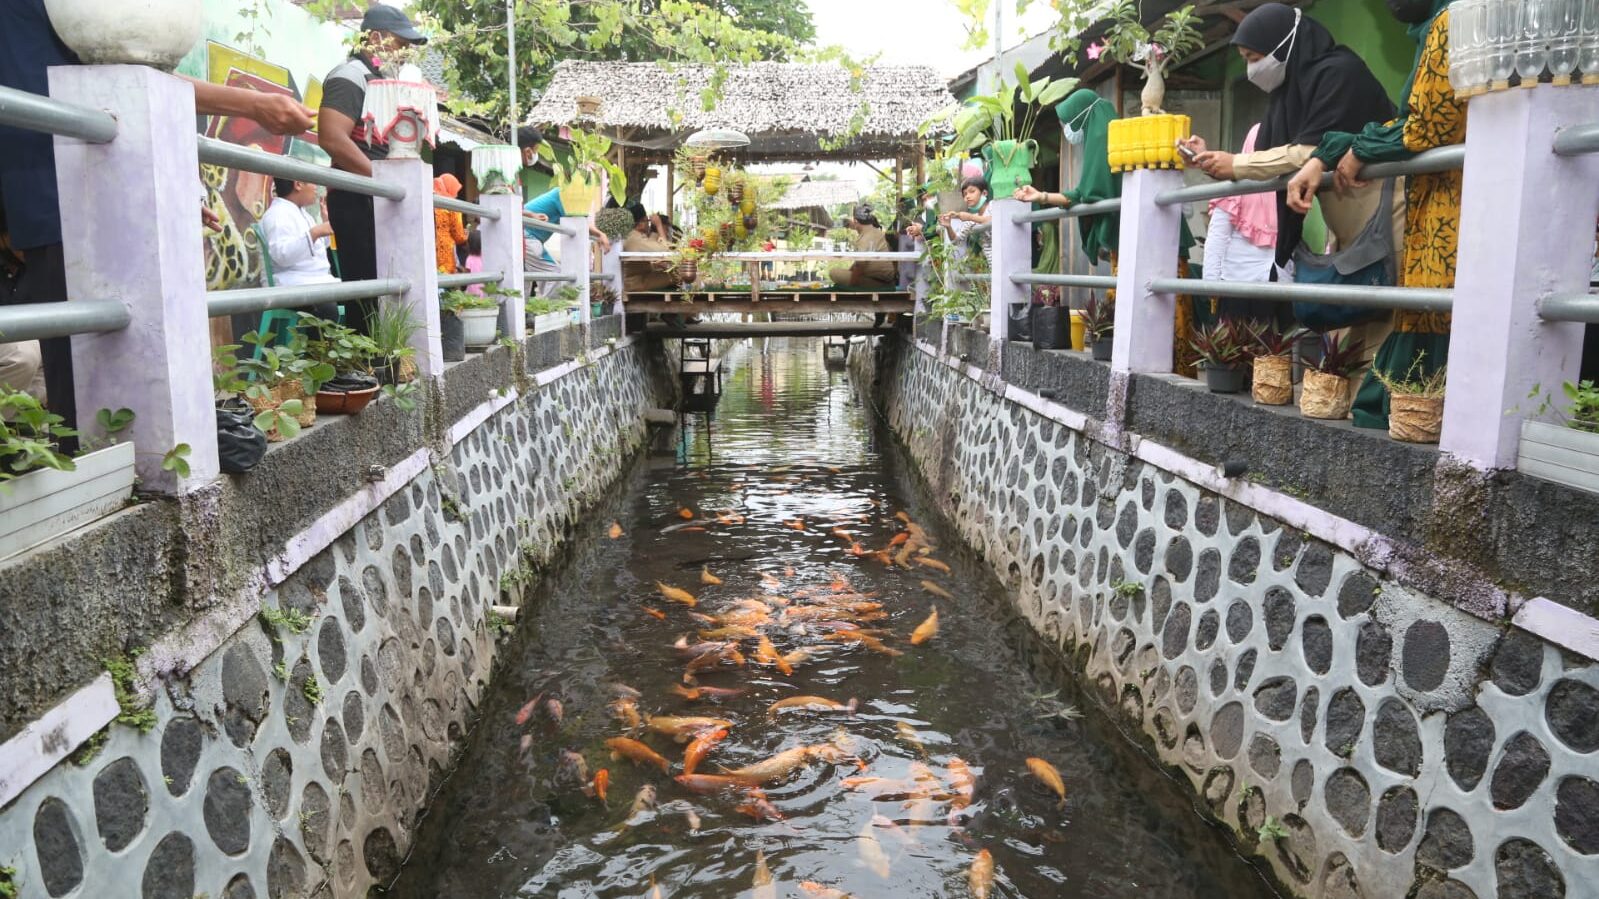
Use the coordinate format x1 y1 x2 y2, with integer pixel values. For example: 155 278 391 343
1108 114 1191 174
982 140 1038 199
559 171 599 216
1448 0 1599 97
361 80 440 160
472 144 523 195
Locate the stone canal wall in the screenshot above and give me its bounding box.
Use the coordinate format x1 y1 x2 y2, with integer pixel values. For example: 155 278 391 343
864 326 1599 899
0 321 668 899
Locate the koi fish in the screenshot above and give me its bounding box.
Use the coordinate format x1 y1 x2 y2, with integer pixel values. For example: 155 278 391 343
832 529 854 541
921 580 954 601
1026 757 1067 808
656 582 698 607
737 788 786 822
583 768 609 803
968 849 995 899
611 698 642 732
674 773 748 794
914 557 951 574
888 532 909 547
647 715 733 742
613 783 658 832
798 884 852 898
910 608 940 646
700 566 722 586
768 696 855 716
947 757 976 810
680 526 707 533
823 632 903 656
686 808 702 832
755 636 794 676
856 817 892 878
871 550 894 566
699 625 759 640
786 520 807 531
608 522 624 539
519 734 533 752
648 883 664 899
604 737 670 773
717 512 746 525
557 750 588 786
895 511 911 525
752 849 776 899
781 649 811 669
544 698 564 726
723 746 817 785
642 605 667 620
682 726 729 776
514 692 544 726
848 543 867 557
679 507 695 520
671 684 746 702
896 721 927 757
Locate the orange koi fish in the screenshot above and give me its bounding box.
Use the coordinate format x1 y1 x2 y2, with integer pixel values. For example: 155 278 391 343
647 715 734 742
682 726 729 776
823 632 903 657
848 542 867 557
1026 757 1067 808
604 737 670 773
895 511 912 525
798 884 852 898
888 532 909 547
674 773 747 794
584 768 610 803
752 849 776 899
738 790 785 823
671 684 746 702
895 721 927 757
786 520 806 531
608 522 624 539
544 698 564 725
678 507 695 520
767 696 855 716
700 566 722 586
914 556 951 574
754 636 794 676
909 608 940 646
680 526 707 533
969 849 995 898
656 582 698 607
947 757 976 810
642 606 667 620
781 649 811 669
832 529 854 541
699 625 759 641
921 580 954 601
610 697 642 732
514 692 544 726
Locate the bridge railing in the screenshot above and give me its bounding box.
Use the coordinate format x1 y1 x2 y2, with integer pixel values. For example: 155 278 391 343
975 85 1599 474
0 67 575 495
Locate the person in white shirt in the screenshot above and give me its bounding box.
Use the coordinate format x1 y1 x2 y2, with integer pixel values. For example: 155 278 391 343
261 178 337 287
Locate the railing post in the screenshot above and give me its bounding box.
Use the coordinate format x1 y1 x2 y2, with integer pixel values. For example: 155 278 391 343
561 216 592 325
480 193 526 342
49 65 219 494
988 198 1029 342
1441 85 1599 469
913 237 930 314
600 242 624 322
372 157 442 378
1111 168 1186 374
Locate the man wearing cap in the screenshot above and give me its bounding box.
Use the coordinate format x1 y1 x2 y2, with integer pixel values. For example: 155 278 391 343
317 3 427 333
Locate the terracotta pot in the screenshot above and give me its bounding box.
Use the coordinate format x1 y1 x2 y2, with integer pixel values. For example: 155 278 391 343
1300 370 1352 420
315 386 380 415
1389 394 1444 443
1252 355 1294 405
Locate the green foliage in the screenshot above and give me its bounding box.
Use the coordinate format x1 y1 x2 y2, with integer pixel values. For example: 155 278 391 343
1306 332 1368 379
368 303 423 369
69 727 108 767
1189 319 1252 368
1082 292 1115 341
160 444 192 479
302 673 324 706
595 207 636 242
382 381 422 413
1257 816 1290 842
260 605 312 635
1566 380 1599 432
252 399 304 442
540 129 628 204
1095 2 1205 75
0 864 17 899
1247 320 1310 358
1111 580 1142 598
950 68 1079 154
95 407 135 437
105 653 157 733
296 314 381 375
272 661 288 682
526 295 576 317
486 609 511 635
441 289 500 314
0 386 79 483
1372 352 1448 398
236 328 337 399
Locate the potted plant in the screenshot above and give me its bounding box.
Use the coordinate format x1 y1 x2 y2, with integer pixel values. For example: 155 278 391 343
43 0 202 70
825 227 855 253
1090 2 1205 115
595 207 636 244
236 329 334 440
1190 319 1252 393
950 66 1078 198
1519 380 1599 495
296 314 381 415
1031 286 1072 350
442 289 500 351
0 386 136 559
1299 333 1367 421
1247 320 1308 406
369 303 421 386
1082 293 1115 361
592 281 619 319
1373 355 1448 444
526 293 575 334
538 128 627 214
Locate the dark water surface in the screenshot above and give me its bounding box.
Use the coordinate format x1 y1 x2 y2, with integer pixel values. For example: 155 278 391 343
391 341 1279 898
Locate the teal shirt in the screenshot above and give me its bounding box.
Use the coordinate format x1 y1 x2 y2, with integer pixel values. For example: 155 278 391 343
522 188 567 262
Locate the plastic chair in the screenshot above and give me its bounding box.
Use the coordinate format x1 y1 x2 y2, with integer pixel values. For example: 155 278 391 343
249 221 344 363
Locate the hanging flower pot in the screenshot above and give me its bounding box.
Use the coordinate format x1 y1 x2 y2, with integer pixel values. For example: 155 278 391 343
1300 370 1353 420
676 258 699 286
980 139 1038 200
558 171 599 216
471 144 522 195
1389 394 1444 444
575 95 603 116
44 0 202 69
1252 355 1294 405
361 80 440 160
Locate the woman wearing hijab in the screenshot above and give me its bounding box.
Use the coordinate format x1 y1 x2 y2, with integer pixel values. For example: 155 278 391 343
1017 87 1200 374
1287 0 1460 430
1204 123 1279 320
432 173 468 274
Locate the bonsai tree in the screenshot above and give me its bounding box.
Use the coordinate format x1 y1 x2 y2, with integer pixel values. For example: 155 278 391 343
1089 2 1205 115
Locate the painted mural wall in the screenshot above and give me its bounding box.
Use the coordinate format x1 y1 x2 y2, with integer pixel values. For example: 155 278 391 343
173 0 352 292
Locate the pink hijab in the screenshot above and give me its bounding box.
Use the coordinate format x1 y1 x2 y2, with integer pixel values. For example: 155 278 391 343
1209 124 1277 249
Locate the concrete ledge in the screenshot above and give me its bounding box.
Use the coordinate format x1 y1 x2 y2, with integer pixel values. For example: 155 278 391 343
1001 341 1110 420
442 344 520 429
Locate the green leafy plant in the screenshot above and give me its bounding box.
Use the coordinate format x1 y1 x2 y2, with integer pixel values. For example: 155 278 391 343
1248 321 1310 358
161 444 192 479
551 285 583 305
382 381 422 413
1092 2 1206 79
296 313 380 375
213 343 249 397
595 207 636 242
368 303 422 381
1307 333 1368 379
526 295 575 317
253 399 304 441
0 386 79 483
1081 293 1115 342
302 673 324 706
950 66 1079 155
95 407 135 438
0 863 18 899
105 652 157 733
272 661 288 682
259 605 312 635
1257 816 1290 842
1371 352 1448 398
539 129 627 205
486 609 511 635
1564 380 1599 433
1112 580 1142 598
236 328 336 402
441 289 500 314
825 226 855 244
1189 319 1252 369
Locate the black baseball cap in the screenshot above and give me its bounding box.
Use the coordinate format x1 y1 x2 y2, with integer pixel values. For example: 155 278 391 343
361 4 428 43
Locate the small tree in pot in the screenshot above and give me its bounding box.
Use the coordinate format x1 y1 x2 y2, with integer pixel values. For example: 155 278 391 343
1082 293 1115 361
1372 354 1447 443
1248 320 1308 405
1190 319 1252 393
1299 333 1367 421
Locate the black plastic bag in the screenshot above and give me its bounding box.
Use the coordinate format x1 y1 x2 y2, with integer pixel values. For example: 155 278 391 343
217 400 267 474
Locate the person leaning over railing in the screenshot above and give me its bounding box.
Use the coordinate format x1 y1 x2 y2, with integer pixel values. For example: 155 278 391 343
1180 2 1403 384
0 0 315 447
1286 0 1461 431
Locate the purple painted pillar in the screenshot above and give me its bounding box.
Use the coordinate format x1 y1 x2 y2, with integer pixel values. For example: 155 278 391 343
600 243 624 324
560 216 593 325
987 198 1030 342
481 193 526 343
50 66 219 494
1441 86 1599 469
372 157 442 378
1111 168 1185 374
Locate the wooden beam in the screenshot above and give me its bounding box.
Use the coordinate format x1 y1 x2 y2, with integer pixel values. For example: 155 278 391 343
644 320 900 338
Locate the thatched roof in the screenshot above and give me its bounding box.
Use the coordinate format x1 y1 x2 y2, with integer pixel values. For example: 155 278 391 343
768 179 863 211
526 61 954 163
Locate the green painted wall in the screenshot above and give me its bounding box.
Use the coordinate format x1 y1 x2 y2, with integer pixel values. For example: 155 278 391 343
1221 0 1416 102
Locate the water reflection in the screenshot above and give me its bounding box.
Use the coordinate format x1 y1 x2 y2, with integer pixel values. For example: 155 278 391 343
390 339 1278 898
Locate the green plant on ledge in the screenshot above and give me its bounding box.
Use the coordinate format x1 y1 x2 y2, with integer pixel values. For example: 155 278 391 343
441 289 499 315
1563 380 1598 433
260 605 312 635
0 386 79 484
0 864 18 899
105 652 156 733
1257 816 1290 842
302 673 324 706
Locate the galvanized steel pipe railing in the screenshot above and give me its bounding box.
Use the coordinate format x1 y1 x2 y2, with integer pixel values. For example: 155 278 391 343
433 195 501 221
1012 273 1119 290
1154 144 1466 207
525 271 579 283
1539 293 1599 324
206 278 409 318
524 215 577 238
197 137 404 201
1015 196 1124 224
1148 278 1453 313
0 300 130 343
436 271 506 290
1553 122 1599 157
0 84 117 143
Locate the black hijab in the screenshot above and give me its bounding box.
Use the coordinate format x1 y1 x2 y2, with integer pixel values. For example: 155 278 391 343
1233 3 1396 264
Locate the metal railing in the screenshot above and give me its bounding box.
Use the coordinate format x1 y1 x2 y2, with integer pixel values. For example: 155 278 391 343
1013 273 1118 290
1149 278 1454 313
436 271 505 290
205 279 408 318
434 195 500 221
1155 144 1465 207
1539 293 1599 323
196 137 403 201
1016 196 1124 224
0 301 131 343
0 84 117 143
525 215 577 238
525 271 579 283
1554 122 1599 157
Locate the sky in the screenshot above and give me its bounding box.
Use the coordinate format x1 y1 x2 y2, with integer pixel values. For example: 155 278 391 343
807 0 1060 78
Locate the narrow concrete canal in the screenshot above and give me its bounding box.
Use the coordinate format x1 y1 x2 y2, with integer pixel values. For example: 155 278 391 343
390 341 1279 898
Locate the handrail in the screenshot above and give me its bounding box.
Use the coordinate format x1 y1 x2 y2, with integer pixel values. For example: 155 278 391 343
196 137 404 201
1149 277 1452 313
1539 293 1599 323
436 271 506 290
206 278 408 318
434 195 501 221
1016 197 1124 224
1553 122 1599 157
618 251 920 262
0 300 130 343
0 84 117 143
1013 273 1118 289
525 215 577 238
525 272 579 283
1154 144 1466 207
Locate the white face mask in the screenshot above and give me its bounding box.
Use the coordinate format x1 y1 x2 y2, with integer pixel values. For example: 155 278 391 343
1062 100 1098 146
1246 9 1300 93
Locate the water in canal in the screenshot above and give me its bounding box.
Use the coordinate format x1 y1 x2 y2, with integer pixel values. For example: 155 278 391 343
391 340 1279 898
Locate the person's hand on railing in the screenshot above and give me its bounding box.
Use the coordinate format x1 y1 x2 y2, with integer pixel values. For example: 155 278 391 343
1333 149 1371 194
1192 150 1235 181
1286 158 1326 214
527 213 549 223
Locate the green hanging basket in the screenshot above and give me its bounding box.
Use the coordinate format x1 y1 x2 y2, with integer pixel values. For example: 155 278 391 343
982 139 1038 199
